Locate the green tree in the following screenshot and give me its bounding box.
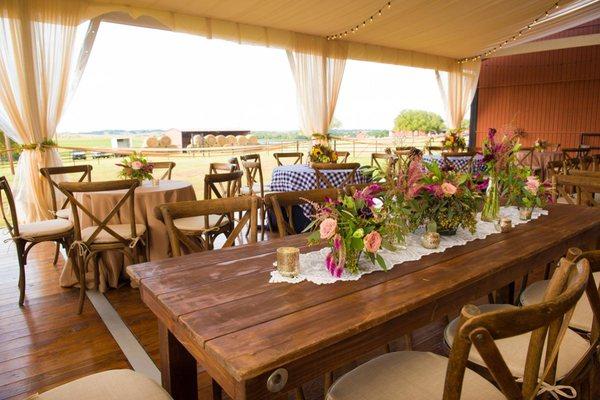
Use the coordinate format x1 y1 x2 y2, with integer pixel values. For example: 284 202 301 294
461 119 470 131
393 109 445 133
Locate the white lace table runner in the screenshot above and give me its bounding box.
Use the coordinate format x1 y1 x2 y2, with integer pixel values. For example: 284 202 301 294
269 206 548 285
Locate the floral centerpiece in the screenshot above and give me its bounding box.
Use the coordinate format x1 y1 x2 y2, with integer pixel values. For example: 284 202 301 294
309 143 338 163
400 160 479 235
442 129 467 152
505 169 551 220
480 128 520 221
306 184 407 277
116 152 154 181
533 138 549 152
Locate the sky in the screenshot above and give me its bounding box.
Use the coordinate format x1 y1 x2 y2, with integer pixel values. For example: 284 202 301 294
58 22 447 133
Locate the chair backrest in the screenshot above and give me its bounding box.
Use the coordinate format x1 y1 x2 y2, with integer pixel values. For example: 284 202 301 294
312 162 360 189
0 176 20 238
516 147 535 171
150 161 175 180
209 162 236 174
551 174 600 207
426 145 443 154
240 153 260 162
58 180 140 247
40 165 93 217
227 157 240 170
335 151 350 163
443 255 591 400
562 147 591 170
371 153 396 180
240 159 266 197
442 151 477 173
204 171 243 200
574 250 600 344
158 196 259 256
273 152 303 166
264 188 339 238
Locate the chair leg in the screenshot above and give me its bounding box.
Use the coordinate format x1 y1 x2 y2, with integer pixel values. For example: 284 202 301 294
260 204 265 241
52 242 60 266
324 371 334 398
294 387 306 400
77 254 87 314
16 240 26 306
404 333 413 350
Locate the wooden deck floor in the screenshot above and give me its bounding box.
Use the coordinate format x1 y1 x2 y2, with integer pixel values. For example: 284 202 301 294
0 238 596 399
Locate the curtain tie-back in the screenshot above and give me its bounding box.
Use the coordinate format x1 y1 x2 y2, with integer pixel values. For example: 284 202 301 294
21 140 58 152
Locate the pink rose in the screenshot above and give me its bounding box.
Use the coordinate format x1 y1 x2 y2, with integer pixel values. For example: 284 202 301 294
319 218 337 240
363 231 382 253
441 182 457 196
131 160 143 170
525 176 540 194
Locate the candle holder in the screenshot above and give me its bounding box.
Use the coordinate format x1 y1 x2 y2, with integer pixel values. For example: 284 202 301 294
276 247 300 277
151 178 160 187
421 231 441 249
494 217 512 233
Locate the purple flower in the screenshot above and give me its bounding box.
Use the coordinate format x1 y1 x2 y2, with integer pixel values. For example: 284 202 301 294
488 128 497 141
476 178 489 191
424 184 444 198
358 206 374 219
333 234 342 250
325 252 336 274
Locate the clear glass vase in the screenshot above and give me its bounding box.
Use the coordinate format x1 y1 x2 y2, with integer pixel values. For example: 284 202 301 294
345 248 362 275
481 171 500 222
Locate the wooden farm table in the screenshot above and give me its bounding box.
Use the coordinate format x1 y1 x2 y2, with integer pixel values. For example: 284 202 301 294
127 205 600 400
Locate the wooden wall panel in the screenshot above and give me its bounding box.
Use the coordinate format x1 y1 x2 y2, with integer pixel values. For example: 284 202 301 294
475 20 600 148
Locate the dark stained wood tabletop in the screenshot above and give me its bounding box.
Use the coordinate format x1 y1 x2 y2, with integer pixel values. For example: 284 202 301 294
127 204 600 399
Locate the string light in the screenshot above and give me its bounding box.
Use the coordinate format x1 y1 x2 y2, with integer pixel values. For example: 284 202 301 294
458 1 560 63
327 1 393 40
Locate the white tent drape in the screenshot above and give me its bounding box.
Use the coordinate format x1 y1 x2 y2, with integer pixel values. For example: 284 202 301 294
0 0 100 222
287 34 348 138
435 60 481 130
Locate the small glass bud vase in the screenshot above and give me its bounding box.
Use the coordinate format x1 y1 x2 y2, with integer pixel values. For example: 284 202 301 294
519 207 533 221
481 170 500 222
276 247 300 277
151 178 160 187
421 221 441 249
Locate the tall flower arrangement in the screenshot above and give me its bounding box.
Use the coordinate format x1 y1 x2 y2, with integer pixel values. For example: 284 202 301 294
307 184 407 276
442 129 467 152
480 128 520 221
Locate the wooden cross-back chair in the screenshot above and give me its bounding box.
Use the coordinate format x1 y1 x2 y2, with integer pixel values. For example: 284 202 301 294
312 162 360 190
208 162 237 196
371 153 396 181
40 165 93 264
151 161 176 180
563 147 592 171
0 176 73 307
394 149 413 174
264 188 339 238
240 157 273 240
552 174 600 207
335 151 350 163
58 180 147 314
157 196 259 257
326 256 592 400
442 151 477 173
515 147 538 173
273 152 303 166
426 145 443 154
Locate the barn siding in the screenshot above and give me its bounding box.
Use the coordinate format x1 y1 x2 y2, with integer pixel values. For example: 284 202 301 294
475 19 600 148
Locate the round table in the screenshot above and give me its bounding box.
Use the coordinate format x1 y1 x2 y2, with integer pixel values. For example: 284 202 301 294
422 154 485 173
60 180 196 291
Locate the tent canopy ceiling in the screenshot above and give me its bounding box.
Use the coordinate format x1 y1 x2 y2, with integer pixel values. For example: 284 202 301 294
88 0 600 60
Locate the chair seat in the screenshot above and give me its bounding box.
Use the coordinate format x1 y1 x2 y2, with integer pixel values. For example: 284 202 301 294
173 214 230 232
326 351 504 400
444 303 590 380
32 369 172 400
55 208 71 219
520 271 600 332
19 218 72 238
81 224 147 244
241 182 271 195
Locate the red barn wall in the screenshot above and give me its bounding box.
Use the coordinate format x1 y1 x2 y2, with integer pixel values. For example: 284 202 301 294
475 20 600 148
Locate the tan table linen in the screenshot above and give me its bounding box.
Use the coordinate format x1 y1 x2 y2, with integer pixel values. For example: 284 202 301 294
60 180 196 292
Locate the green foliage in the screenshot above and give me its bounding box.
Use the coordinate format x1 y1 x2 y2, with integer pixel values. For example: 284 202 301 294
393 109 445 133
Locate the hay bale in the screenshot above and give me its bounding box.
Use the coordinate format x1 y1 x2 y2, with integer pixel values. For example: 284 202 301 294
144 136 159 148
192 135 202 147
158 135 172 147
237 135 248 146
225 135 236 146
247 135 259 145
204 134 216 147
216 135 227 147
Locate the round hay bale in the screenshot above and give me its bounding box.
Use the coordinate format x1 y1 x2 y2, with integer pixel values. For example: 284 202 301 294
158 135 172 147
144 136 159 148
247 135 259 145
225 135 236 146
216 135 227 147
203 134 216 147
236 135 248 146
192 135 202 147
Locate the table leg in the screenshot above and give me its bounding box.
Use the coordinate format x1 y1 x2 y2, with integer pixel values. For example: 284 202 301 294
159 321 198 400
